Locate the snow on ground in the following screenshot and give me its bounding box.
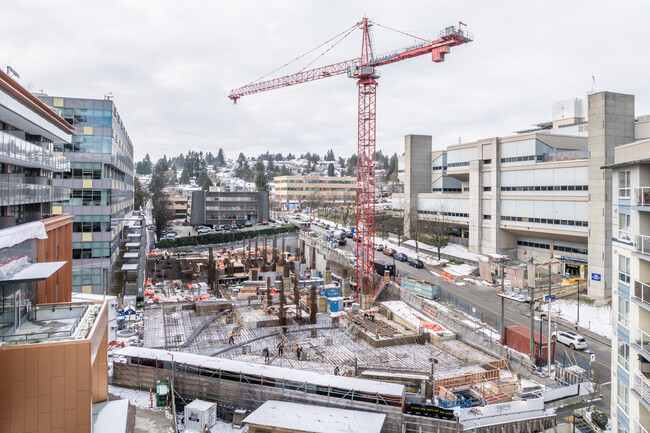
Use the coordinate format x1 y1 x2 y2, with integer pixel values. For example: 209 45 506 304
382 300 453 337
464 277 493 287
109 385 161 410
403 239 487 262
540 299 612 338
444 263 477 277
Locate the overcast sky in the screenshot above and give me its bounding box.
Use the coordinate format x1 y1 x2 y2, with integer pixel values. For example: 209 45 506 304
3 1 650 162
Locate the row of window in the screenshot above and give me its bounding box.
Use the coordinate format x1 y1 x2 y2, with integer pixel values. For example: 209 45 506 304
500 155 544 163
72 241 111 259
66 189 111 206
282 179 355 184
432 188 462 193
55 162 103 180
447 161 470 168
419 210 469 218
516 240 588 255
72 267 103 287
501 185 588 192
501 215 588 227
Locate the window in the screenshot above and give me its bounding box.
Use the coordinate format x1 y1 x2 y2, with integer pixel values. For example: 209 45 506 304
619 170 631 198
618 297 630 329
618 213 631 241
483 186 491 192
617 381 629 414
617 338 629 371
619 255 630 284
483 215 491 220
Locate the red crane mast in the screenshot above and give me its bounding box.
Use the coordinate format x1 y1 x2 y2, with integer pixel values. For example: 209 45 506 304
229 19 472 298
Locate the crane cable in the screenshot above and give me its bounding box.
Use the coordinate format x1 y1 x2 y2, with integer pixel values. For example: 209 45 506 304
246 21 360 86
371 21 431 43
297 24 359 73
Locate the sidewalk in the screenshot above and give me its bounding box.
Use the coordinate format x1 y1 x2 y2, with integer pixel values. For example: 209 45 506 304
553 315 611 347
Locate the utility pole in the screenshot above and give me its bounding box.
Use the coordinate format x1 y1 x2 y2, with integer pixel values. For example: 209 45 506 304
500 259 505 342
547 259 553 376
576 279 580 329
529 260 535 368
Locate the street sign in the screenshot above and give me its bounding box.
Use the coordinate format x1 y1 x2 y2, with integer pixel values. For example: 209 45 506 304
591 273 601 282
590 353 595 362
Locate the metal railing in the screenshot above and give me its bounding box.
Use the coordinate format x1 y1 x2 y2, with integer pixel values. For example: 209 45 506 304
633 327 650 361
0 130 69 171
0 182 70 206
634 234 650 256
618 312 630 329
635 187 650 207
619 230 631 241
634 418 649 433
0 304 89 343
633 280 650 308
632 371 650 406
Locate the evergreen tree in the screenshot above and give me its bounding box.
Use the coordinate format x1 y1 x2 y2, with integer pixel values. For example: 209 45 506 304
267 159 276 175
237 152 246 164
327 163 335 177
197 170 209 187
216 148 226 167
346 164 355 177
338 157 345 168
255 171 269 191
142 154 152 174
274 153 283 161
325 149 335 161
385 153 398 181
179 168 190 184
348 154 357 167
202 177 213 190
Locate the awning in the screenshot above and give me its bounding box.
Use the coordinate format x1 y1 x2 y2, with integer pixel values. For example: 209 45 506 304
125 242 140 248
121 264 138 271
0 261 66 285
123 252 139 259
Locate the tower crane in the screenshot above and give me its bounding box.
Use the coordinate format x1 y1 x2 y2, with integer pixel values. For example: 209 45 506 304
229 18 472 298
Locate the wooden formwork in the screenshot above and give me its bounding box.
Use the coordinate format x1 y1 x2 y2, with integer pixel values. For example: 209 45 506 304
435 364 501 392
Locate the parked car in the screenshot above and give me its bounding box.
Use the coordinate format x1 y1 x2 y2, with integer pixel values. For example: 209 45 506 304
197 227 211 234
244 221 253 227
408 258 424 268
551 331 588 350
338 238 347 246
383 248 396 257
394 252 408 262
375 244 384 251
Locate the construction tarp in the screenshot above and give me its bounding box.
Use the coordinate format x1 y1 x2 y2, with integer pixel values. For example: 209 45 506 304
0 221 47 250
478 261 493 284
507 267 525 289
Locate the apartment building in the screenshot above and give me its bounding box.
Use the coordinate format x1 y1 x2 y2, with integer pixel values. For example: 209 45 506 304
395 92 644 299
188 189 269 227
0 72 109 432
37 95 135 294
274 175 356 211
161 195 188 220
608 139 650 433
0 70 73 228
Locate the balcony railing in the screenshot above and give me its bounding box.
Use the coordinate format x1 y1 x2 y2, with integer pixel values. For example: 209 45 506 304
619 230 631 241
633 327 650 361
635 187 650 207
0 182 70 207
634 234 650 256
634 280 650 308
634 418 649 433
0 130 70 171
632 371 650 407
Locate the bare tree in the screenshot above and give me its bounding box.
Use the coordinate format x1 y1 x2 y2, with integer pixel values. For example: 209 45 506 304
424 205 453 260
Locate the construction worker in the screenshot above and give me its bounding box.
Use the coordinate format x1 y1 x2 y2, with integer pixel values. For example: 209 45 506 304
228 331 235 345
277 341 284 356
334 366 340 376
296 343 302 360
262 347 270 362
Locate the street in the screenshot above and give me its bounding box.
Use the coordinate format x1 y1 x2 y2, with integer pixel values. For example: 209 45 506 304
310 223 612 416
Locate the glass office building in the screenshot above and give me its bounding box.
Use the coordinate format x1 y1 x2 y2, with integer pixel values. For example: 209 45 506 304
38 95 135 294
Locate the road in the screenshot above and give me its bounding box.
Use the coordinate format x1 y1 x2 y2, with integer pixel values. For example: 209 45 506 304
310 223 611 416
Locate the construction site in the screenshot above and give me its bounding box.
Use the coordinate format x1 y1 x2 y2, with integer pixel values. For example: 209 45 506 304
109 228 595 433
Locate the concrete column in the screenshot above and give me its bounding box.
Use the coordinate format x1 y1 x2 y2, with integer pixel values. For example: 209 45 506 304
468 158 482 253
587 92 635 299
403 135 432 236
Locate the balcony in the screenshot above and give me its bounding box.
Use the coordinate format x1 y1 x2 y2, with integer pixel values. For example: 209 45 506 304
634 187 650 209
634 234 650 259
0 130 70 172
633 326 650 361
0 182 70 207
633 280 650 312
632 370 650 410
634 418 649 433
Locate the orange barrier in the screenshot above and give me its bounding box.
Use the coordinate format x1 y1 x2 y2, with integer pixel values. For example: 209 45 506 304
441 272 455 282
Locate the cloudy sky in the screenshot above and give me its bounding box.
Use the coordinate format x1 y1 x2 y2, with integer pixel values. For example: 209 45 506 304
3 1 650 162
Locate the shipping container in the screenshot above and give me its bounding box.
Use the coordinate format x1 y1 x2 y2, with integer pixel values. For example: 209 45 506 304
184 399 217 433
504 325 555 366
374 260 396 277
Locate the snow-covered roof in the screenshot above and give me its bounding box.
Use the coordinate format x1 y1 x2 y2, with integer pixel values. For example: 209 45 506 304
243 400 385 433
114 347 405 397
